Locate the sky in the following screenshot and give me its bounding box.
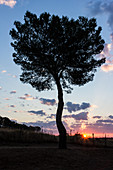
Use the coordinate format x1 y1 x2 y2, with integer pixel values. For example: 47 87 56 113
1 0 113 137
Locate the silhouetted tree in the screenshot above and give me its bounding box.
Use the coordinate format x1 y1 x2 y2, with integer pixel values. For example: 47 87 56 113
10 11 105 149
0 115 41 131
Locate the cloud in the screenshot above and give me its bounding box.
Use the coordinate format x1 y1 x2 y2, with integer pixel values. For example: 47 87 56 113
0 0 17 8
99 34 113 72
63 112 89 120
7 74 17 78
0 86 2 90
83 122 113 134
12 75 17 78
1 70 7 73
93 116 102 119
70 119 113 134
9 105 16 108
24 93 32 97
88 0 113 27
18 117 113 135
47 114 56 119
65 102 90 113
4 98 10 100
81 122 86 130
18 94 38 100
109 115 113 119
101 64 113 72
88 1 103 15
39 98 56 106
24 120 56 130
88 1 113 72
96 119 113 124
10 90 16 94
28 110 46 116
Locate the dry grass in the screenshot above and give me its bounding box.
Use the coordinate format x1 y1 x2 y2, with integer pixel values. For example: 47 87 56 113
0 144 113 170
0 128 57 145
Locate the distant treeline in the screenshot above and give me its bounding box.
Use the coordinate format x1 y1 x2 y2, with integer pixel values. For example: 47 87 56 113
0 116 41 131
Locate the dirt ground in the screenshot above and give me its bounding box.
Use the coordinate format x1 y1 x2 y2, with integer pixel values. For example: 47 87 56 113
0 144 113 170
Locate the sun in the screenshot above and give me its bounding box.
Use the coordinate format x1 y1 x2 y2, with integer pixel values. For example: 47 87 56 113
83 134 87 138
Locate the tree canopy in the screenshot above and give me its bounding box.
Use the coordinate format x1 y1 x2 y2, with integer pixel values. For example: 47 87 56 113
10 11 105 93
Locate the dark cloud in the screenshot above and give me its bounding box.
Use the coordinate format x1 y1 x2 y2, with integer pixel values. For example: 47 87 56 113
63 112 88 120
9 105 16 108
109 115 113 119
81 103 90 110
28 110 46 116
39 98 56 106
96 119 113 124
93 116 102 119
65 102 90 113
24 93 31 97
10 90 16 94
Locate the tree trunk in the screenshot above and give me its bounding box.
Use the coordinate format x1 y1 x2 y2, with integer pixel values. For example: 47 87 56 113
56 80 67 149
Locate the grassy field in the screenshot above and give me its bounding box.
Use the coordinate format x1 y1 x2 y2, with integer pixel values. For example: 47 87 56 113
0 144 113 170
0 128 113 169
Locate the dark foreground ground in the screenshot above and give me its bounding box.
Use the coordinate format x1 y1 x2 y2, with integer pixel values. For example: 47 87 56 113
0 143 113 170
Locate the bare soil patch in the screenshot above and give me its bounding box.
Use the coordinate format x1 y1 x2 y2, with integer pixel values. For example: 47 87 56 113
0 144 113 170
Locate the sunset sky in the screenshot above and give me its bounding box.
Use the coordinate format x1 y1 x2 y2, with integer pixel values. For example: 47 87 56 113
0 0 113 137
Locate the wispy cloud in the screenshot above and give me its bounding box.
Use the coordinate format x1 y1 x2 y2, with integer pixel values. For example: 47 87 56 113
0 0 17 8
7 74 17 78
10 90 16 94
1 70 7 73
4 98 10 100
18 94 38 100
93 116 102 119
96 119 113 124
101 64 113 72
39 98 56 106
100 34 113 72
9 105 16 108
28 110 46 116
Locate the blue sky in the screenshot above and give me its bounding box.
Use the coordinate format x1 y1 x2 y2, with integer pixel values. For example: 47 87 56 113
1 0 113 136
